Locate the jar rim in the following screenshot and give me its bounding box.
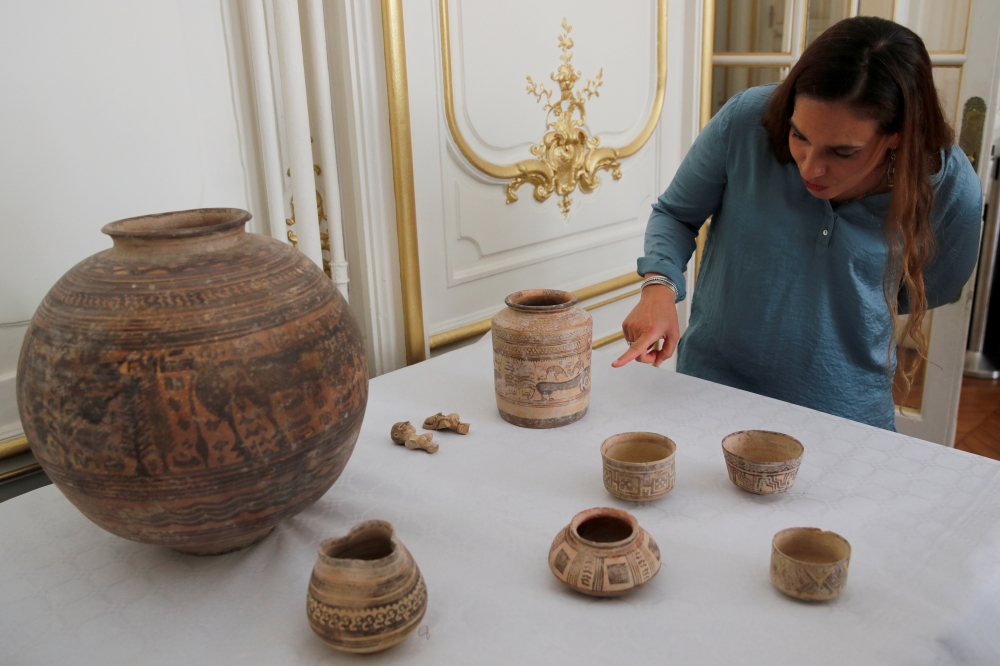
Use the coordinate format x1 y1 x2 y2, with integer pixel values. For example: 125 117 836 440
102 208 251 240
569 507 639 548
504 289 577 311
318 520 398 564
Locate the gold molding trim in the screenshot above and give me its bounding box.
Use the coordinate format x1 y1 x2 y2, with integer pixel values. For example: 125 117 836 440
699 0 715 130
428 272 642 350
584 288 640 312
440 0 667 212
382 0 427 365
0 462 42 484
695 0 716 282
0 435 29 461
713 51 789 57
573 271 643 302
428 318 492 350
593 330 626 349
958 96 987 171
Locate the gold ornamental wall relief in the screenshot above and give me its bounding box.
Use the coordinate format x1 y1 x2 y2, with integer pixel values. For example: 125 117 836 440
521 19 619 217
439 0 666 217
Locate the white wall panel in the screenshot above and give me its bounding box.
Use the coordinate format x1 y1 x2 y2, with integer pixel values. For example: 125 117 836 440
0 0 262 436
402 0 695 341
0 0 256 325
453 2 657 160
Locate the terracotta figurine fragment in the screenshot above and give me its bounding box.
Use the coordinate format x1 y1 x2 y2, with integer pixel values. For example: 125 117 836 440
390 422 439 453
422 412 470 434
391 421 417 444
404 433 439 454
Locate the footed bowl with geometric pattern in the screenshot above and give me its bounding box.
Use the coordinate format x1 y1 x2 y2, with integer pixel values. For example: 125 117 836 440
307 520 427 653
548 507 660 597
722 430 803 495
770 527 851 601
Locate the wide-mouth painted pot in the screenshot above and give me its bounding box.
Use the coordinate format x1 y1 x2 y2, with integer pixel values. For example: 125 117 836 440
548 507 661 597
307 520 427 653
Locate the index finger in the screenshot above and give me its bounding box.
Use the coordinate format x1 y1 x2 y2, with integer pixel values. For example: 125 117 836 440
611 331 661 368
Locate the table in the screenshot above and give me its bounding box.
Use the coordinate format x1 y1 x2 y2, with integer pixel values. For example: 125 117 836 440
3 336 1000 665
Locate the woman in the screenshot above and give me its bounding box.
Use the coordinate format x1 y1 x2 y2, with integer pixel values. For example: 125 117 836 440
612 17 982 430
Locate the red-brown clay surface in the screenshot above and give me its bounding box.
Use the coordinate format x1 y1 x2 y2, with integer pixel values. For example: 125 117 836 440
17 209 368 555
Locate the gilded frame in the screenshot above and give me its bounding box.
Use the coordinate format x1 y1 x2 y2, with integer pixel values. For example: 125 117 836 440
439 0 668 177
382 0 670 359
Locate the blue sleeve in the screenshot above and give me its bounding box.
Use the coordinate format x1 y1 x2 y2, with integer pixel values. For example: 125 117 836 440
900 147 983 313
636 89 744 302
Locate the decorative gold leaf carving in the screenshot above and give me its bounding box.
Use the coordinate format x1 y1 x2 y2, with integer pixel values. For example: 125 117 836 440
509 19 621 217
439 1 666 217
285 180 333 278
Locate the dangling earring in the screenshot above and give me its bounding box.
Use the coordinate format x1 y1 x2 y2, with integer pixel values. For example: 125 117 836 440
887 149 896 188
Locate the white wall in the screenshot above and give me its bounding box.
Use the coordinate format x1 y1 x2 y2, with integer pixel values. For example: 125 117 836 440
0 0 262 438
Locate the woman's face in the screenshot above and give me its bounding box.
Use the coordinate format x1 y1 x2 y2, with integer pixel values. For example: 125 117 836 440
788 96 898 201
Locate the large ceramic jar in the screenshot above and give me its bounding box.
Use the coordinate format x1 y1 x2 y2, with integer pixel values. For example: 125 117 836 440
491 289 592 428
16 209 368 555
307 520 427 653
548 507 661 597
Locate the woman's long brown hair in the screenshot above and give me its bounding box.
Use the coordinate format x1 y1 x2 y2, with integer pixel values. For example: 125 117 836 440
762 16 954 392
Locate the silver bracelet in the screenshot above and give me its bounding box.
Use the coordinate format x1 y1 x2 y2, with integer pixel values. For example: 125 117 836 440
641 275 679 300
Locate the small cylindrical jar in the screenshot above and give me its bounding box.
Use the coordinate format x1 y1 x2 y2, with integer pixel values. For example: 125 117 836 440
491 289 593 428
770 527 851 601
548 507 661 597
307 520 427 653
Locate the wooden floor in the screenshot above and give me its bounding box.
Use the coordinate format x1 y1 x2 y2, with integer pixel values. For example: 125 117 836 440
892 348 1000 461
955 375 1000 461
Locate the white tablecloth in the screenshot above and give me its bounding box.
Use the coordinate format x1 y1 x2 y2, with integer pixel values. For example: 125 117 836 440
2 336 999 665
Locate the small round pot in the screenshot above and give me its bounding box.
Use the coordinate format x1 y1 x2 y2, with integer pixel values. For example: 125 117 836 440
548 507 660 597
722 430 803 495
601 432 676 501
307 521 427 653
770 527 851 601
491 289 592 429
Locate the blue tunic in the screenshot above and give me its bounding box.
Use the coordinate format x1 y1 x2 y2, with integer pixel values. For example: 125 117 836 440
637 84 982 430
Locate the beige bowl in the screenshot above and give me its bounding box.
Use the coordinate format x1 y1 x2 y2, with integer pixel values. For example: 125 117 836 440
721 430 803 495
601 432 676 501
770 527 851 601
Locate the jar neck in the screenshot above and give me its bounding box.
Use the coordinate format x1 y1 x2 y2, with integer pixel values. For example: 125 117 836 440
102 208 252 259
109 225 247 259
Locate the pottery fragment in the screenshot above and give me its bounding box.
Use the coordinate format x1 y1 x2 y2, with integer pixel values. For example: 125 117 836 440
423 412 470 434
390 422 439 453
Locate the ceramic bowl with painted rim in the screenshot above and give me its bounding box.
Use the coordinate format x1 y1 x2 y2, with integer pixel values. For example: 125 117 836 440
770 527 851 601
721 430 803 495
601 432 676 501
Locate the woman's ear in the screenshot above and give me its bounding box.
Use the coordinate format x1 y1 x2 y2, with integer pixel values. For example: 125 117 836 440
887 133 900 150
